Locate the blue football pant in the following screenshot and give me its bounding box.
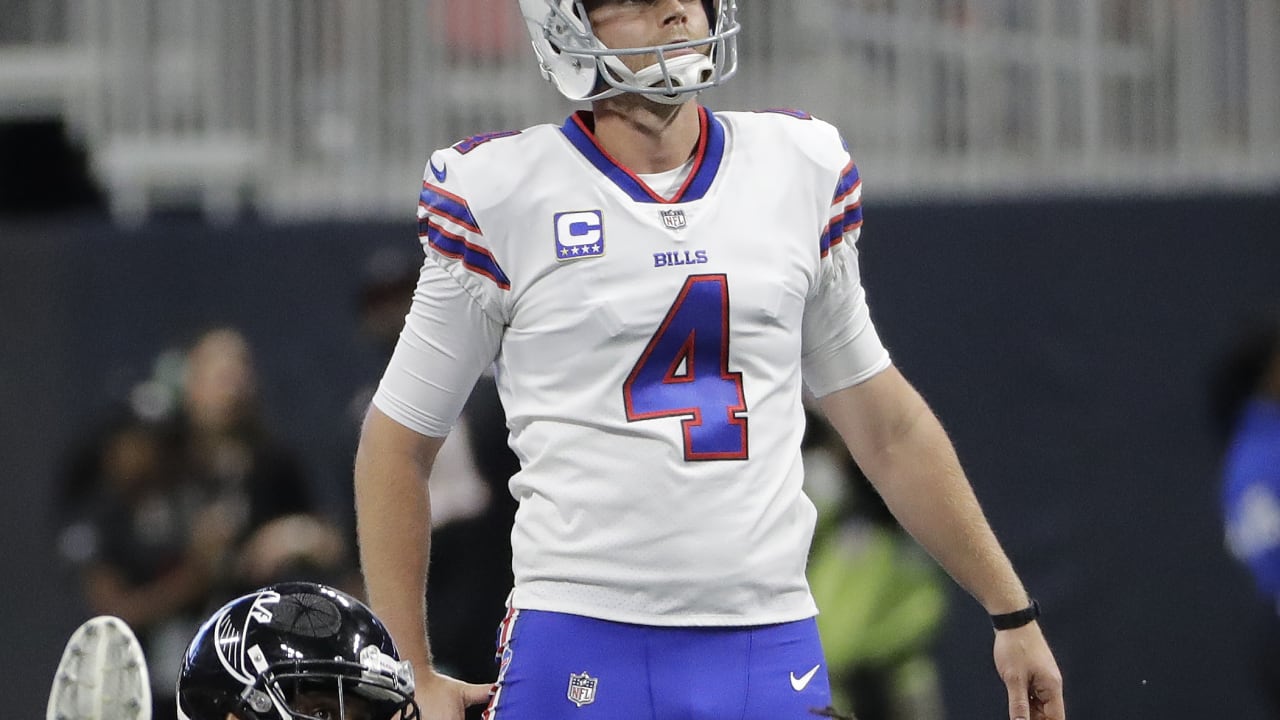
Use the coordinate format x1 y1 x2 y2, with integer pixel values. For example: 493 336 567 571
482 609 833 720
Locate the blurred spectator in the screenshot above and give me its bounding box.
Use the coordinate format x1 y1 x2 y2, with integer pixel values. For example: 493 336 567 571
803 404 948 720
58 326 352 719
173 327 318 578
57 410 210 720
1213 312 1280 718
174 326 362 596
232 512 357 595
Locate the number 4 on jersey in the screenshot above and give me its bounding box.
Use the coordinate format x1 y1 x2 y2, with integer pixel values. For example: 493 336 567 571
623 274 748 461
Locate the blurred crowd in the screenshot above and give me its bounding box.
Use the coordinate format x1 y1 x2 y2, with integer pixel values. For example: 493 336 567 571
55 325 330 719
49 247 519 720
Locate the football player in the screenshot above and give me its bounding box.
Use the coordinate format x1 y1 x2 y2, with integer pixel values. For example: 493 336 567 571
174 582 419 720
355 1 1064 719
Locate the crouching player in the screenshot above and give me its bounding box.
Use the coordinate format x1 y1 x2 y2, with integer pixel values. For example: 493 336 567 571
49 582 422 720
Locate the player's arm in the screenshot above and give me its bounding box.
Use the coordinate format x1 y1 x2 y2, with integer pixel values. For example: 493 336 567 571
818 369 1064 720
353 406 443 672
804 142 1063 718
355 244 505 718
354 407 491 718
818 368 1025 613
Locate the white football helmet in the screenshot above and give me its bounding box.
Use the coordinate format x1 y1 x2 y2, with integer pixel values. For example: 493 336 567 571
519 0 740 104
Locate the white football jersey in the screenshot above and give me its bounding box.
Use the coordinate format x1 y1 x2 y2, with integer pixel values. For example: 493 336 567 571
374 107 891 626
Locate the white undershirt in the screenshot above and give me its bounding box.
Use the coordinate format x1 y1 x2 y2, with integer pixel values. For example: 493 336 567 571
637 157 695 200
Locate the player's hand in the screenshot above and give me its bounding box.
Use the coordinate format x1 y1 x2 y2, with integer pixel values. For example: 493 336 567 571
414 667 494 720
993 622 1065 720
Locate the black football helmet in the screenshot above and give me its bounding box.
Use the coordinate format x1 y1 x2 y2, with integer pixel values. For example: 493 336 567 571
176 582 420 720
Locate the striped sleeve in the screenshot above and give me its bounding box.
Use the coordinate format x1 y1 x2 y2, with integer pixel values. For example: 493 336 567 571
802 154 889 396
820 159 864 258
416 160 510 322
371 154 512 437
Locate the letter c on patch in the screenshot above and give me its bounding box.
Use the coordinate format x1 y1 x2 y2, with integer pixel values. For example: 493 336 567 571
556 211 602 245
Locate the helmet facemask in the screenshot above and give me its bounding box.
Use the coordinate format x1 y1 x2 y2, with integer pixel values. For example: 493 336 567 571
249 657 420 720
520 0 740 104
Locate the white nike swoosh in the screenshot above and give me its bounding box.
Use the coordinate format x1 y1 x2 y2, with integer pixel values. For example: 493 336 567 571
790 664 820 691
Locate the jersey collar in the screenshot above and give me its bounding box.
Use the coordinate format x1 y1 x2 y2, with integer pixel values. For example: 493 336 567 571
560 106 725 204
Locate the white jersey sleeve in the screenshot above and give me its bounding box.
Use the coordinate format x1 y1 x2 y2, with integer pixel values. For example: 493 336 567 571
800 152 891 396
371 147 507 437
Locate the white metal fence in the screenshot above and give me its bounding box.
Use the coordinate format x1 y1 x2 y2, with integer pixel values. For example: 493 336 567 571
2 0 1278 223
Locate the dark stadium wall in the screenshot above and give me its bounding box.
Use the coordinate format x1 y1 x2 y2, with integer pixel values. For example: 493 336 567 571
860 195 1278 720
2 193 1277 719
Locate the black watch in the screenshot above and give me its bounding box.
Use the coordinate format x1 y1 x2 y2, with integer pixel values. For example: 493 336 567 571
990 599 1040 631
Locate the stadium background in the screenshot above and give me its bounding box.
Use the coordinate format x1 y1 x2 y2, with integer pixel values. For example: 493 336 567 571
2 1 1279 717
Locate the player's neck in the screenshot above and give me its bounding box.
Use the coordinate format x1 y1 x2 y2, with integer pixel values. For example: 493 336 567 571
589 97 702 174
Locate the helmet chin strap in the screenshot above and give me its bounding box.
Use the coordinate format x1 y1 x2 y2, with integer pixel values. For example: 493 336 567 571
599 53 715 105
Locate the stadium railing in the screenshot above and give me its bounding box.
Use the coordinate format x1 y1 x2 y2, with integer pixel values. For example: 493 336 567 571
1 0 1277 223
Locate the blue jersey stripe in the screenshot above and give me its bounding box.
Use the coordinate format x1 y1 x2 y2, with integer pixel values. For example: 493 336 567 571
819 203 864 257
822 159 863 256
832 160 861 205
562 113 661 202
420 219 511 290
820 221 840 257
678 108 725 201
560 107 726 204
843 204 864 232
419 181 482 234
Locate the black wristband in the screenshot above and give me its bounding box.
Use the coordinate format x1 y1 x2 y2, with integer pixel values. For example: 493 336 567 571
990 599 1040 631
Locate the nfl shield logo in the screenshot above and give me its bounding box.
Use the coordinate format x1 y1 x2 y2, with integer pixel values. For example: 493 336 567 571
567 671 598 707
660 209 687 230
